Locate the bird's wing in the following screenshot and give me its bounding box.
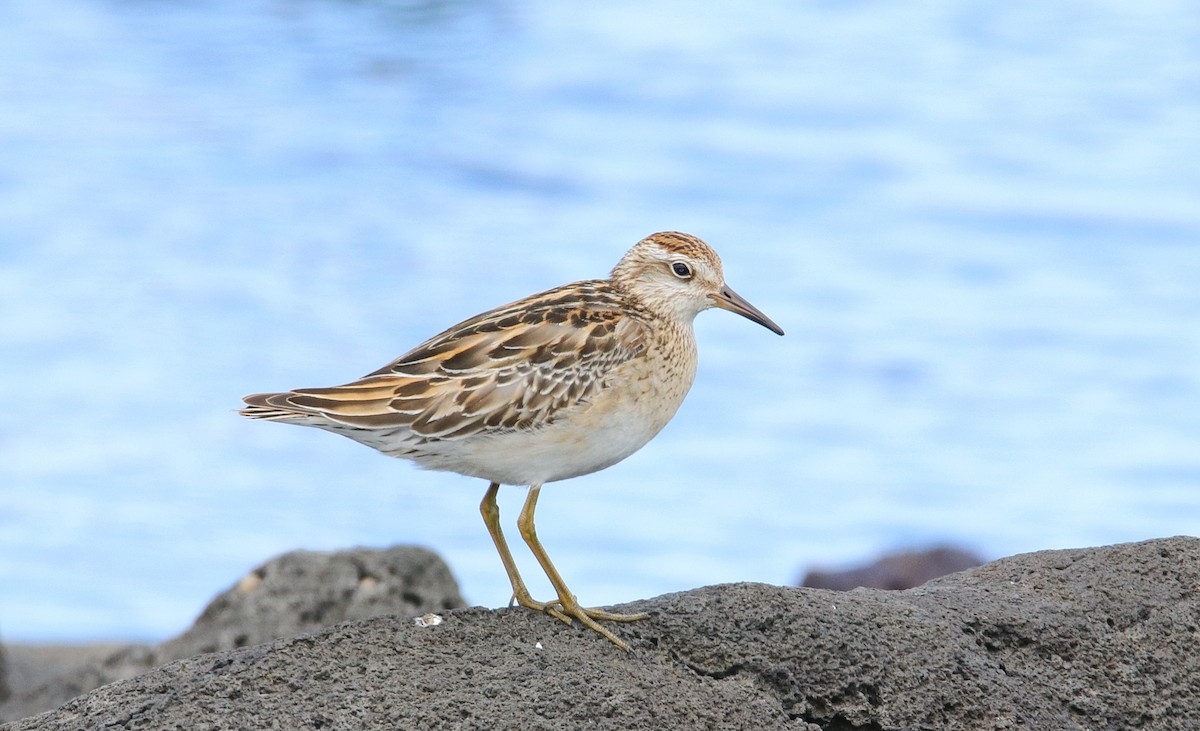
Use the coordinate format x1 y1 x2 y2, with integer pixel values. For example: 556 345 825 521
241 281 650 441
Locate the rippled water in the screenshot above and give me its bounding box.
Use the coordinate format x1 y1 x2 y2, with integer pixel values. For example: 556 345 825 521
2 0 1198 641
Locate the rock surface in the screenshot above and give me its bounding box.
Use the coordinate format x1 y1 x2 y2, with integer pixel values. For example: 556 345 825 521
0 545 464 723
7 536 1198 730
801 545 985 590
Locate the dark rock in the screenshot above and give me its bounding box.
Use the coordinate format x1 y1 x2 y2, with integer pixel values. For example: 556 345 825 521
158 543 465 660
0 545 463 723
7 536 1199 730
802 545 984 590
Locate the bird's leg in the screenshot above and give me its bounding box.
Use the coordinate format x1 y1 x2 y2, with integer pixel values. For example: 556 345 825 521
517 484 650 651
479 482 569 623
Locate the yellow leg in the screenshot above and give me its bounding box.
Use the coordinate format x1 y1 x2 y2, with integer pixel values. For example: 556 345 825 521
517 484 650 651
479 482 569 623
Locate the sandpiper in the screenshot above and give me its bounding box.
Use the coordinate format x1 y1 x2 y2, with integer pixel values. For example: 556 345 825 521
241 231 783 650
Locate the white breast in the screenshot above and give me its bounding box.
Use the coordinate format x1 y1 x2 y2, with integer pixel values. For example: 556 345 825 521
403 324 699 486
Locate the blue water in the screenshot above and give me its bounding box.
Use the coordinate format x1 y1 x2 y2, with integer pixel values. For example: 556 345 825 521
2 1 1198 642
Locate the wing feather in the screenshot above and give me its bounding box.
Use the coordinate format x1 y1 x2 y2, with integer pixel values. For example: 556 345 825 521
240 280 650 443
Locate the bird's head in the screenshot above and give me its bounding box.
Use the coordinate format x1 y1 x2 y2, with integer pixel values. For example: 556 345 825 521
610 231 784 336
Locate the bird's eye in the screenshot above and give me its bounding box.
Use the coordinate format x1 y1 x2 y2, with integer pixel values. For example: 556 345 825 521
671 261 693 279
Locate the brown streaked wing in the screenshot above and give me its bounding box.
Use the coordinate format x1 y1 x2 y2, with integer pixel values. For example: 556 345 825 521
368 280 624 376
266 281 650 440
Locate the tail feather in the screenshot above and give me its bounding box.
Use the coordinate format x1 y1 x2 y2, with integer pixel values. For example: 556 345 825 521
240 392 313 421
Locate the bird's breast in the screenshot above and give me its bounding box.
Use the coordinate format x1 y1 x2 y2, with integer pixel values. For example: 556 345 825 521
430 325 698 486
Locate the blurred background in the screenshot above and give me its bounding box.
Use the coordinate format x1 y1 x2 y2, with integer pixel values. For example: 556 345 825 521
1 0 1198 643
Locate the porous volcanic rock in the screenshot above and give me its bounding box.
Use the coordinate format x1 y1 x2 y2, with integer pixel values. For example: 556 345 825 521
0 545 463 723
7 536 1198 730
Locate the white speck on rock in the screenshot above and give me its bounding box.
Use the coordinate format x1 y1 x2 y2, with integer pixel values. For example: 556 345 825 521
414 613 443 627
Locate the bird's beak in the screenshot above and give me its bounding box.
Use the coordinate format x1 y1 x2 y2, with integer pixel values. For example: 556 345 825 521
710 284 784 336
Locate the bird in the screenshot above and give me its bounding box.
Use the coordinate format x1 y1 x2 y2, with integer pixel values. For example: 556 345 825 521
241 231 784 650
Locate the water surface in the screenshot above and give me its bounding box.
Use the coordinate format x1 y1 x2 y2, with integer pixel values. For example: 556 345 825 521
1 0 1198 640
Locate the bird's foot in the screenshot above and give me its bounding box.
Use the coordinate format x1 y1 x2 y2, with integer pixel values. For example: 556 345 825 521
512 591 648 651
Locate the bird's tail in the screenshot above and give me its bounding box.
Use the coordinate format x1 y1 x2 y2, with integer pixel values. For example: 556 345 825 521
240 392 312 421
